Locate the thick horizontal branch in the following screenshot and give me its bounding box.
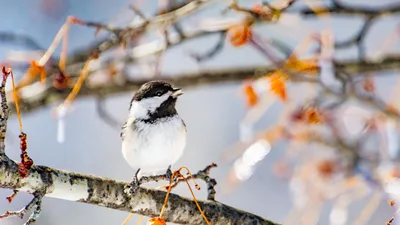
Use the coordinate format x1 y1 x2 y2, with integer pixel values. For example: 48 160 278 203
8 55 400 114
0 156 278 225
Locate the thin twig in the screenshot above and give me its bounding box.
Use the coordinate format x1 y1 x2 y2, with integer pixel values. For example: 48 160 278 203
0 192 44 223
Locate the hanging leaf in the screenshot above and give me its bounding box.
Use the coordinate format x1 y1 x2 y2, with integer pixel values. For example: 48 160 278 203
227 23 253 47
147 217 166 225
268 71 287 102
243 82 258 107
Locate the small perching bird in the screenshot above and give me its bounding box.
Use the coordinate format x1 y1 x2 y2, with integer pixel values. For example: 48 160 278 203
121 80 186 193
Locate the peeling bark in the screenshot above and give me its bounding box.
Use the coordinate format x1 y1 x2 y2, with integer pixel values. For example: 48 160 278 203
0 157 279 225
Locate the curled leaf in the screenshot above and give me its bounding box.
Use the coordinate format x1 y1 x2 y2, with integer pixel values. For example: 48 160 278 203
268 72 287 102
305 108 322 124
243 82 258 107
291 107 324 124
227 23 252 47
147 217 166 225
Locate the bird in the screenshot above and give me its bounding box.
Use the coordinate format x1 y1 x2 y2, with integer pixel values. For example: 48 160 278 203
121 80 186 193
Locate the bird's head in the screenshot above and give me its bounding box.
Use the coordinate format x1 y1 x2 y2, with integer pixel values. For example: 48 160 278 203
129 80 183 119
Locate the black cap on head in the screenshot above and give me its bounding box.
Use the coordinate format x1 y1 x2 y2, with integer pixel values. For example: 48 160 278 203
132 80 174 101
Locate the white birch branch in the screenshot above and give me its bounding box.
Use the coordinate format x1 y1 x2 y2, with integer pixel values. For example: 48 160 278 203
0 156 279 225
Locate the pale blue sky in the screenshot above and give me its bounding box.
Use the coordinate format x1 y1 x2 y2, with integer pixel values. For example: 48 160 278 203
0 0 398 225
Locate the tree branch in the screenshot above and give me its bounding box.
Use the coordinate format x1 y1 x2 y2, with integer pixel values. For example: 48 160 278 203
7 55 400 114
295 2 400 17
0 157 279 225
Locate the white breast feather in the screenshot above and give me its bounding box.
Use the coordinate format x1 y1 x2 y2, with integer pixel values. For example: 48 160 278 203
121 115 186 176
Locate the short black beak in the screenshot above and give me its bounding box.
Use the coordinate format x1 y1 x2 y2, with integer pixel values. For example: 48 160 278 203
171 88 183 98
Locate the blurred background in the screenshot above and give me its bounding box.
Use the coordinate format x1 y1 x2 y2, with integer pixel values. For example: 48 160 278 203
0 0 399 224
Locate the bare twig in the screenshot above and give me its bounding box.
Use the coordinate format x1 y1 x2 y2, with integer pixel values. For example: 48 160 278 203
0 191 44 225
139 163 218 200
189 32 226 62
0 67 10 155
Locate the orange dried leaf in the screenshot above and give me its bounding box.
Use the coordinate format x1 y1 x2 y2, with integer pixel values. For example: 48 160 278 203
68 16 84 25
58 58 93 110
389 200 396 207
243 83 258 107
305 108 322 124
268 72 287 102
17 61 47 89
227 24 252 47
6 190 18 203
291 107 324 124
31 61 47 83
147 217 166 225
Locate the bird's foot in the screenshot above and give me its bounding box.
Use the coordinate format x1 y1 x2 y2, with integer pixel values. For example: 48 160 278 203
124 169 141 195
165 166 178 183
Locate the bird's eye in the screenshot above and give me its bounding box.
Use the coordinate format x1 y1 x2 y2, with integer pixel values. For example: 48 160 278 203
155 91 163 97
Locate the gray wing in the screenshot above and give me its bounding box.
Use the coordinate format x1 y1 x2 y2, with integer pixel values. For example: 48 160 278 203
120 121 128 140
181 119 187 132
121 120 137 140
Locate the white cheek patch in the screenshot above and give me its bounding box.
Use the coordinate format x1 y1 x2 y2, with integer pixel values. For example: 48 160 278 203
142 93 170 112
129 92 171 118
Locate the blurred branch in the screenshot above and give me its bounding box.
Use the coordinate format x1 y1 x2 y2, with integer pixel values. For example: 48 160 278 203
7 55 400 114
0 69 10 155
95 95 121 130
61 0 216 65
0 32 44 50
295 2 400 16
0 158 278 225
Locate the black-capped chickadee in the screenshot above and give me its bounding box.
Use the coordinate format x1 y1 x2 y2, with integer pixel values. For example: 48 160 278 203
121 80 186 193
